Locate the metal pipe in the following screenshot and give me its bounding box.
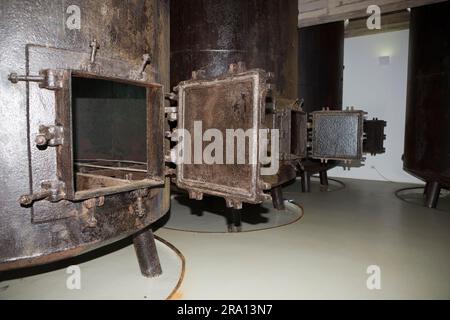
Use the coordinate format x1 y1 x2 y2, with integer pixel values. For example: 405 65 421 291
74 162 147 173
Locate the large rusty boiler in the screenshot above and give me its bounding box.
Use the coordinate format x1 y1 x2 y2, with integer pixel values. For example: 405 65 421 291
170 0 386 209
166 62 370 231
298 21 387 191
0 0 170 276
403 1 450 209
298 21 345 191
170 0 300 210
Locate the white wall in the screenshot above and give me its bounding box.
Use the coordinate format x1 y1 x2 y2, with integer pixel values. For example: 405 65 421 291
328 30 422 184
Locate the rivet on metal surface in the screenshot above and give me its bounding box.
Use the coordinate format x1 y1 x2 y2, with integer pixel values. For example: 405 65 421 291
225 198 243 210
188 191 203 201
191 69 205 80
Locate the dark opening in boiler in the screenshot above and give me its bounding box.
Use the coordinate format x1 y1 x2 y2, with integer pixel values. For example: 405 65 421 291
71 77 149 196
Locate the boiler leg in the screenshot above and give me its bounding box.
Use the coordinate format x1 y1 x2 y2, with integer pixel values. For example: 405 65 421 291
301 171 311 193
425 181 441 209
271 186 285 210
226 208 242 233
133 227 162 278
319 170 329 186
423 182 430 196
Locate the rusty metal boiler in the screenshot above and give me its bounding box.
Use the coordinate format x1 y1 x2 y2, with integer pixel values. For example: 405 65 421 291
170 0 386 207
0 0 170 276
403 1 450 208
170 0 300 210
298 21 345 190
298 21 387 191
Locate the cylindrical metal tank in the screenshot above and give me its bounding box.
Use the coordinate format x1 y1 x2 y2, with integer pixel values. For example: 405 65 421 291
0 0 170 272
404 1 450 208
170 0 299 99
298 21 344 112
170 0 299 209
297 21 345 189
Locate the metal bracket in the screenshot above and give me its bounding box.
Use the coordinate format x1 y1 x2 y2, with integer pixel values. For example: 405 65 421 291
35 125 64 147
130 189 150 218
89 39 100 64
19 180 66 206
165 92 178 102
165 106 178 122
80 196 105 228
139 53 151 76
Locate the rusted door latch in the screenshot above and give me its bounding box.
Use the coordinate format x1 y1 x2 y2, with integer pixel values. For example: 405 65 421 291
19 180 66 206
8 69 64 90
35 125 64 147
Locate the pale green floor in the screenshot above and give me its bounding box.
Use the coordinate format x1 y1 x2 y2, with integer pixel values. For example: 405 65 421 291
1 178 449 299
156 178 450 299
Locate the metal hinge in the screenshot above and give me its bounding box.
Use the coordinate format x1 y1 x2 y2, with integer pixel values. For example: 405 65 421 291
35 125 64 147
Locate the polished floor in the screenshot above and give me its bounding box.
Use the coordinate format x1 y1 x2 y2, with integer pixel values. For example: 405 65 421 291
1 178 449 299
157 178 450 299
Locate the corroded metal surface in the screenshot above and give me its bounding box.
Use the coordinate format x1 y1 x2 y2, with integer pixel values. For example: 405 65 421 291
0 0 170 271
298 21 344 113
364 119 387 156
170 0 299 99
311 110 365 162
173 68 272 208
170 0 299 198
297 21 345 177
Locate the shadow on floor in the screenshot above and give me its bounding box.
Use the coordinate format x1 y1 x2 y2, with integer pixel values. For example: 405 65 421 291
154 192 273 230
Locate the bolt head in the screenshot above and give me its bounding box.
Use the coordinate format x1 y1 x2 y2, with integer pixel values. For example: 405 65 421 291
19 195 32 206
35 135 47 146
8 73 18 83
142 53 151 62
87 216 97 228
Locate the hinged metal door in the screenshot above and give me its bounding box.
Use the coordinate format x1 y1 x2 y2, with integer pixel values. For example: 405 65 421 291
167 69 273 209
11 45 165 223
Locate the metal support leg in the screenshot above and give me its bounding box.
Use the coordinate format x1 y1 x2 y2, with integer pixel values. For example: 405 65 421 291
423 182 430 196
133 227 162 278
226 207 242 232
425 181 441 209
271 186 285 210
301 171 311 193
319 170 329 186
